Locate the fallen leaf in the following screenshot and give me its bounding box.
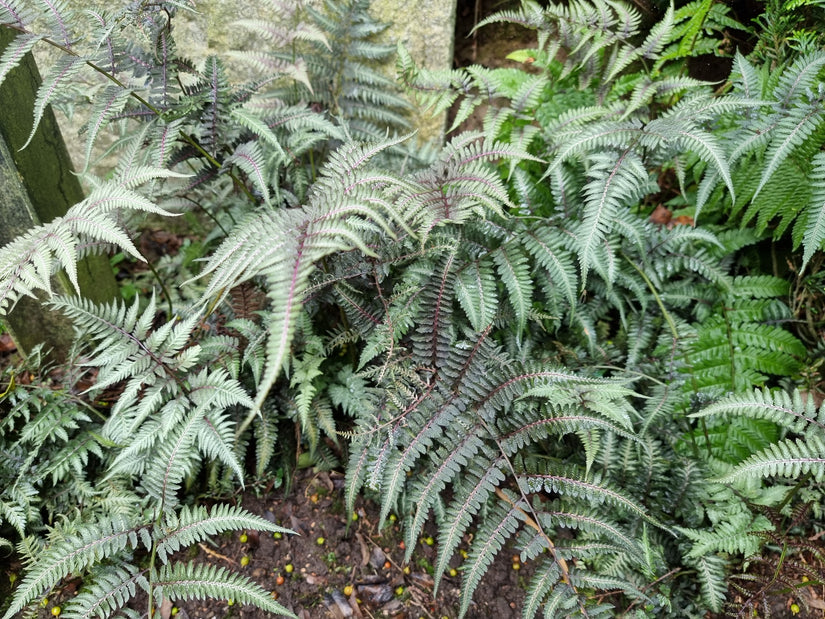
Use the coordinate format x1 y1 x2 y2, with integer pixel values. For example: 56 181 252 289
357 583 393 605
356 532 370 567
0 333 16 353
650 204 672 226
159 597 173 619
305 573 327 585
324 591 354 618
670 215 695 228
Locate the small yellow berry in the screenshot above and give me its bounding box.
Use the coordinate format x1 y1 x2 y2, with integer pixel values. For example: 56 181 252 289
227 599 234 606
316 536 325 546
284 563 294 574
395 586 404 596
351 513 358 522
240 555 250 567
343 585 353 596
171 607 179 616
460 549 469 559
389 514 397 523
449 568 458 577
273 532 283 540
424 536 434 546
512 562 521 570
403 565 411 575
239 533 248 543
790 603 800 615
51 607 61 617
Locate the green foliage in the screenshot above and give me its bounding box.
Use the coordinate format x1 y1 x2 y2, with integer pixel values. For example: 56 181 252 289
692 388 825 483
2 0 825 617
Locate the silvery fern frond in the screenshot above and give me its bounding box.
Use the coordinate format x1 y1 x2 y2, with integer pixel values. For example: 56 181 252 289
0 170 184 314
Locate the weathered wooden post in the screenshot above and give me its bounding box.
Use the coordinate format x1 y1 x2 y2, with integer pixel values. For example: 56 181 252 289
0 27 118 361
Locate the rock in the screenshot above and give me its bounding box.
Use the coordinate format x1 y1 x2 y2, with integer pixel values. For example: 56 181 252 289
407 571 435 590
324 590 354 618
357 582 394 605
380 599 405 617
369 546 387 569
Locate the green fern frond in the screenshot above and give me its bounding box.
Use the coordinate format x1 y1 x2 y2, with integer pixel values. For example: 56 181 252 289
2 515 145 619
677 513 772 558
403 431 486 561
520 379 637 430
493 244 533 332
523 559 563 619
754 101 825 200
801 151 825 268
434 456 507 594
62 564 147 619
575 149 651 284
0 497 28 539
155 504 291 563
688 553 728 613
152 562 295 617
523 226 578 310
457 497 524 617
455 258 498 331
521 468 666 530
692 387 825 433
716 436 825 482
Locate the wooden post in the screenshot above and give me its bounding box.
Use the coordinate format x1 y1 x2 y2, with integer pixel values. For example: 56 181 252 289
0 27 118 361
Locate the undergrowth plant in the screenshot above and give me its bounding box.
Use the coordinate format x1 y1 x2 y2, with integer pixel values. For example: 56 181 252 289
0 0 824 618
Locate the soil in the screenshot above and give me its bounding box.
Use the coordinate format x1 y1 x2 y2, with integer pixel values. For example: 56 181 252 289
1 467 529 619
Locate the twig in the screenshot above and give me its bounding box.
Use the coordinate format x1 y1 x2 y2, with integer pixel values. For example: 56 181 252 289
197 542 238 566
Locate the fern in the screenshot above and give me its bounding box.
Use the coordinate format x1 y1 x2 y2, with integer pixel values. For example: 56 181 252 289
693 388 825 483
0 171 183 314
4 0 825 617
2 515 146 618
688 553 728 614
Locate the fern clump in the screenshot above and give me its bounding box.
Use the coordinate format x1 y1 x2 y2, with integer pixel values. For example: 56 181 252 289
2 0 825 617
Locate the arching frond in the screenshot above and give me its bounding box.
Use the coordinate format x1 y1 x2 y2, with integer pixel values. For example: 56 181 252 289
152 562 294 616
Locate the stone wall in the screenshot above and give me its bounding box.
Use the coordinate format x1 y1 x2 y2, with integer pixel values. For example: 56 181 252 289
58 0 457 147
370 0 457 142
